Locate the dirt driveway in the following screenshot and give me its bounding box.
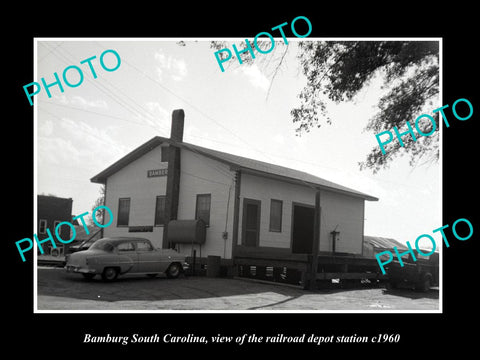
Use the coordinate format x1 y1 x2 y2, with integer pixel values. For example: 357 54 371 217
37 267 440 311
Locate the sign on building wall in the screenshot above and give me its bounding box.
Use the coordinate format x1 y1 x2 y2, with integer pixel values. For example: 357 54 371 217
147 169 168 178
128 226 154 232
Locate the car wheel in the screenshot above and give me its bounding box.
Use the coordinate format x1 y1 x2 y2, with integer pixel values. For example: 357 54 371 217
102 267 119 281
166 263 181 279
82 273 96 280
416 275 431 292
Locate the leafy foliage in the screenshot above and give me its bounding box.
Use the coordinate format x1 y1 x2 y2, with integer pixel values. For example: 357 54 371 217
208 40 439 172
91 185 106 225
293 41 439 172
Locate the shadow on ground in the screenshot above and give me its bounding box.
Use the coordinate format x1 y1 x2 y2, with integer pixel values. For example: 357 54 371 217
381 288 439 300
37 268 438 304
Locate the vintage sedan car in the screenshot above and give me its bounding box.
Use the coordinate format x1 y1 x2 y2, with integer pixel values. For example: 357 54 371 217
65 237 189 281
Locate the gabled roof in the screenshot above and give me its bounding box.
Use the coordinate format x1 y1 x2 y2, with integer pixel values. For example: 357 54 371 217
91 136 164 184
91 136 378 201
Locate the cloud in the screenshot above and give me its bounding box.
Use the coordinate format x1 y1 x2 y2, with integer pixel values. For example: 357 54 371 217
52 94 108 109
144 101 169 119
39 119 54 137
238 64 270 92
59 118 126 157
38 136 80 165
154 50 188 81
132 101 170 134
272 133 285 144
71 96 108 109
37 117 128 171
184 125 217 150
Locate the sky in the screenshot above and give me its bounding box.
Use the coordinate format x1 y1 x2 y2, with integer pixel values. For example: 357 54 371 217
34 38 442 249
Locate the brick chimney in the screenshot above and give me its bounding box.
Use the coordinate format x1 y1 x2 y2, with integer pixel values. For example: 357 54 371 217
163 109 184 248
170 109 184 142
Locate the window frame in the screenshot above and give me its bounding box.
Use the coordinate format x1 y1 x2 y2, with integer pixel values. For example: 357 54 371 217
154 195 166 226
117 197 131 227
53 220 61 230
241 198 261 247
39 219 47 234
195 193 211 226
116 241 136 252
136 241 154 252
269 199 283 232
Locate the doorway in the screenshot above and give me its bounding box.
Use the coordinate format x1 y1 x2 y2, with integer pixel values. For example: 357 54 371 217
242 198 261 247
291 203 315 254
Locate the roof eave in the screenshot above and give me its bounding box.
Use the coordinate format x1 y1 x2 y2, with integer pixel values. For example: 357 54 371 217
234 166 379 201
90 137 379 202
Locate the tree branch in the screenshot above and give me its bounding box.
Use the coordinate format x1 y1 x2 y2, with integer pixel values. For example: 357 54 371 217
266 44 289 99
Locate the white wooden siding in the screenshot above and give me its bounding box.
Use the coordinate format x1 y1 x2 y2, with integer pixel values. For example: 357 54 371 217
103 144 365 257
240 172 365 255
240 172 315 249
319 190 364 254
103 145 167 248
176 148 236 259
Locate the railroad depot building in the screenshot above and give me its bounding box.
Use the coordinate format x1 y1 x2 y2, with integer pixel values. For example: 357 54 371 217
91 110 378 264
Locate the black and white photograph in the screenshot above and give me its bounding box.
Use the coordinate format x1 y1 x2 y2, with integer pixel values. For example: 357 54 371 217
33 38 442 313
7 6 478 354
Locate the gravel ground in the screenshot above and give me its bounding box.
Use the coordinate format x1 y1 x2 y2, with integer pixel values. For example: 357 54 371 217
36 267 440 312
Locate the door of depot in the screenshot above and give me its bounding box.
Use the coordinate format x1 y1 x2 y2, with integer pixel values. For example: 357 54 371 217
242 198 261 247
291 204 315 254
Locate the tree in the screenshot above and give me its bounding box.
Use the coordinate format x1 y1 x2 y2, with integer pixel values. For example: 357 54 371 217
210 40 440 173
91 185 106 225
292 41 439 173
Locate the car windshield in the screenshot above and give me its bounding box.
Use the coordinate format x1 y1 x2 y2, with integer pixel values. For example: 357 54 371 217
90 240 114 252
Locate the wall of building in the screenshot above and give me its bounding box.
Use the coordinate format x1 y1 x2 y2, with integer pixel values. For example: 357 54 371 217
102 143 365 257
103 145 168 248
104 145 237 257
239 172 365 255
176 148 236 259
319 189 364 254
239 172 315 249
37 195 73 243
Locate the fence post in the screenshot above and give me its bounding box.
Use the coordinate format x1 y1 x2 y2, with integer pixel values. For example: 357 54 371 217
192 249 196 276
303 254 313 290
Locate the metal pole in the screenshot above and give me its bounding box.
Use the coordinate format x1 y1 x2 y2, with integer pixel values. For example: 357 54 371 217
307 190 321 290
192 249 196 276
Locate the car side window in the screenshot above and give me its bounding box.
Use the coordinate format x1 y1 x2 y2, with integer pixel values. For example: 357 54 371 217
117 242 135 252
100 242 114 252
136 241 153 251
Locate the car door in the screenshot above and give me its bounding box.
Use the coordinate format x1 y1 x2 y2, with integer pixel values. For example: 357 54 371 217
115 241 139 273
136 240 162 273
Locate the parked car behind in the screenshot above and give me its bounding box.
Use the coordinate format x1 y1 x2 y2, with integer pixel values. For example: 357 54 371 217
67 237 97 253
65 237 189 281
385 252 439 292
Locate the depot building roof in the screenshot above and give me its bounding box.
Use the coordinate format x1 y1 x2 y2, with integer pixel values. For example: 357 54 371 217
91 136 378 202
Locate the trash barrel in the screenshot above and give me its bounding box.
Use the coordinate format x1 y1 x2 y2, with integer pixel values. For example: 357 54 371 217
206 255 221 278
